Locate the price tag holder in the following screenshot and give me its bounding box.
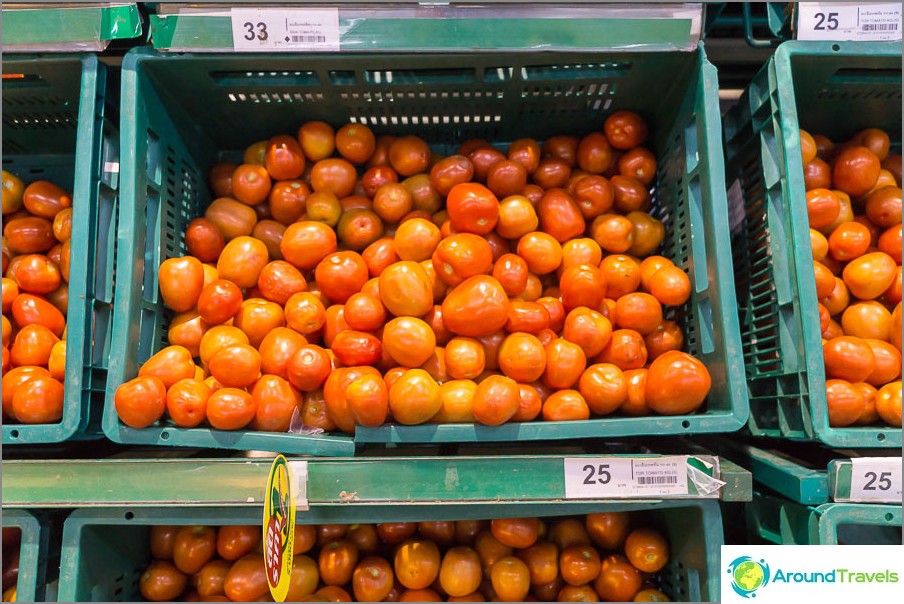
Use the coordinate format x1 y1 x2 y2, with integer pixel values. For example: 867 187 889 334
845 457 903 503
564 456 691 499
797 3 901 41
231 8 339 52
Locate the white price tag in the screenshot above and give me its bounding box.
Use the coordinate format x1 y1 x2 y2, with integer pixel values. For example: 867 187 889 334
564 457 689 499
231 8 340 52
797 3 901 41
847 458 903 503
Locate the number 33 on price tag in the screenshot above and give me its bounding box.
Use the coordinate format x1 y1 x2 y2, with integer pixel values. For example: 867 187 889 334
231 8 340 52
848 458 902 503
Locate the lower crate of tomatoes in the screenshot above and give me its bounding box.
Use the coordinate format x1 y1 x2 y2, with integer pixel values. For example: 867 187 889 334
58 503 722 602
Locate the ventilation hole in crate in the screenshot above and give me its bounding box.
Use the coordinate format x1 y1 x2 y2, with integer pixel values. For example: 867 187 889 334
365 68 476 85
522 62 630 81
484 67 513 83
9 430 18 439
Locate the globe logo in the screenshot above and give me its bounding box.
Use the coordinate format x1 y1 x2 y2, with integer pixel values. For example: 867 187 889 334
727 556 770 598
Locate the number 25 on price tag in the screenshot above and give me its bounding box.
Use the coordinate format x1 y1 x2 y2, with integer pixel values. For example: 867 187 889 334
848 458 902 503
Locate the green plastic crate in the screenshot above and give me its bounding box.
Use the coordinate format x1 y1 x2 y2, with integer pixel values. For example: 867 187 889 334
747 491 902 545
723 41 902 449
2 510 49 602
2 54 118 444
58 501 723 602
105 45 746 453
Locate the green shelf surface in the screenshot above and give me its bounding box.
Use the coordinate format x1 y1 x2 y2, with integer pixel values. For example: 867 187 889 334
1 3 142 51
1 454 751 508
149 2 702 52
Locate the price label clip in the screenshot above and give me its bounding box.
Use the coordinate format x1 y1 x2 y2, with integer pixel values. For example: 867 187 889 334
841 457 903 503
563 456 725 499
797 2 901 41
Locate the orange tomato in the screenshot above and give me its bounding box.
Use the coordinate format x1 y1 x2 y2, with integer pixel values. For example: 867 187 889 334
833 146 881 196
432 234 494 288
559 264 606 312
490 557 530 602
11 374 64 424
394 539 441 590
579 363 627 416
206 388 256 430
823 336 876 383
140 561 188 602
471 374 520 426
559 545 601 586
442 275 509 338
439 547 483 598
644 320 685 360
498 333 547 383
249 375 296 432
165 378 210 428
490 517 540 549
388 368 441 425
318 539 359 587
591 213 634 254
595 329 647 371
615 293 663 335
843 252 897 300
644 351 710 415
114 375 167 428
542 389 590 422
594 555 642 603
624 528 668 572
138 345 195 389
543 338 587 390
841 302 892 341
281 221 338 271
826 379 866 427
865 339 902 386
378 261 434 318
346 373 389 427
875 381 902 426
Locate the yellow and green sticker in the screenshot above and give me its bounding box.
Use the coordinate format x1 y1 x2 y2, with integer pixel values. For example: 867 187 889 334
263 454 295 602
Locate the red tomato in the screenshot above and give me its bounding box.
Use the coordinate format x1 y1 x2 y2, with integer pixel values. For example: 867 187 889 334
446 183 500 235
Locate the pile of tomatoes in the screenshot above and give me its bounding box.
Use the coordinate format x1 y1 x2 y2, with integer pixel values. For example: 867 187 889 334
114 115 713 434
139 514 671 602
1 172 71 426
2 527 20 602
801 127 902 428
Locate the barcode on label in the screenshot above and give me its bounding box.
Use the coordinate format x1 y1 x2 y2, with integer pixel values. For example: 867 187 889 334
862 23 898 31
291 35 327 43
637 475 678 485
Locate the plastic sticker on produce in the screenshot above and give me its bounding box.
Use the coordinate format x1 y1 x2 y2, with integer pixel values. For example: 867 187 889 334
563 456 693 498
231 8 339 52
796 3 902 41
721 546 904 601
